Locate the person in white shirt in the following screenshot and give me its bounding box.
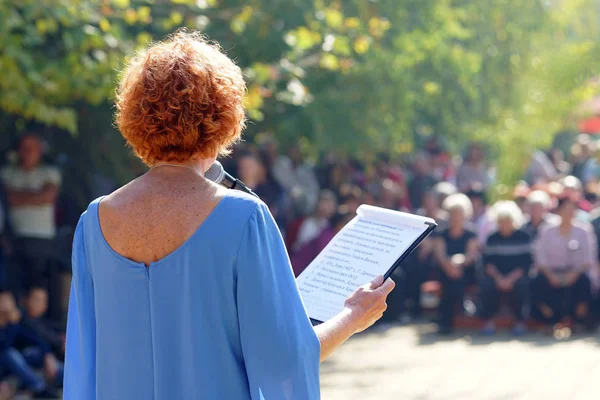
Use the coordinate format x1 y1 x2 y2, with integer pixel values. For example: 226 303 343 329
0 134 61 304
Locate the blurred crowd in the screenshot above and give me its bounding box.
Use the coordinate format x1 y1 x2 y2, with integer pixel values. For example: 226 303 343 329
1 131 600 397
225 133 600 336
0 134 65 399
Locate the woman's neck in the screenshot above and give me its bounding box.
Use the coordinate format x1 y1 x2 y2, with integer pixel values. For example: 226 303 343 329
152 158 213 175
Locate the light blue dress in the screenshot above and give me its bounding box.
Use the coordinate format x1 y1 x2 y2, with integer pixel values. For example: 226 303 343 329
63 191 321 399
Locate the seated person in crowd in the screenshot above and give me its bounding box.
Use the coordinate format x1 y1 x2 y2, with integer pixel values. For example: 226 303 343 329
19 287 64 356
512 181 530 215
560 175 594 219
480 201 532 335
396 190 449 322
466 185 494 245
416 189 449 227
432 182 457 208
0 290 59 398
272 145 320 218
408 152 438 211
378 178 411 213
433 193 480 335
0 381 12 400
532 194 596 328
522 190 558 240
236 150 287 231
289 190 338 276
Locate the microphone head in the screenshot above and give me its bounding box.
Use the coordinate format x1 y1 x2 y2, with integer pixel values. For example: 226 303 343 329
205 160 225 184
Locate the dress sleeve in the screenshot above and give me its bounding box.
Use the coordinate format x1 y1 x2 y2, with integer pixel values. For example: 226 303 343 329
236 203 321 400
63 217 96 400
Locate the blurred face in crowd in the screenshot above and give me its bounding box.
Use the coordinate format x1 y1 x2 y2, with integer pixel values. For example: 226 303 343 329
414 154 430 175
448 206 465 229
469 195 485 217
551 148 564 164
0 293 16 314
422 191 439 213
261 140 278 162
316 193 338 219
529 202 546 224
19 135 43 170
342 198 361 215
558 199 576 224
468 145 483 164
375 154 390 176
334 214 354 233
497 216 514 237
237 154 264 186
515 197 529 215
27 288 48 319
381 179 400 206
577 135 594 159
0 292 17 326
362 191 376 206
288 146 303 165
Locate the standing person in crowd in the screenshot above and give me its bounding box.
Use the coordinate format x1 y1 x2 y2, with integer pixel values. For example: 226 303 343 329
550 148 570 177
272 144 320 218
479 201 532 335
0 183 12 291
433 193 480 335
409 152 438 212
289 190 338 276
456 143 489 192
522 190 556 240
532 194 595 329
570 134 597 186
0 134 61 319
525 149 558 186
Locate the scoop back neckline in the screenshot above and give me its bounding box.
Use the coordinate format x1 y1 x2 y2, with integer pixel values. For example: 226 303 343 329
92 193 230 268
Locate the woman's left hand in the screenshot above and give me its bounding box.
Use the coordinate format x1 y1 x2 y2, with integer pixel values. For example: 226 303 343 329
343 275 395 333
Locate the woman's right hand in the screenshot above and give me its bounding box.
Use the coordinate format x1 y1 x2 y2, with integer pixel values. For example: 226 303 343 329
343 275 395 333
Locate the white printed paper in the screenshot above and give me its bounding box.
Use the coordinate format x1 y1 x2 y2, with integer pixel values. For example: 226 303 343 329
296 205 433 322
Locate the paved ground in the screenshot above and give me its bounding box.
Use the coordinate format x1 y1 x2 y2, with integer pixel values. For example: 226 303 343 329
321 323 600 400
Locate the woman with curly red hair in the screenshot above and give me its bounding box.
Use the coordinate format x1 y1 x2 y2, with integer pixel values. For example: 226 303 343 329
63 31 393 399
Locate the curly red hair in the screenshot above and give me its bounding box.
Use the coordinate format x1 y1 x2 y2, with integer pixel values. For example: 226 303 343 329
115 31 246 165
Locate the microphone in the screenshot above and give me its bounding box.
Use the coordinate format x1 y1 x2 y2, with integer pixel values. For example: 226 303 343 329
205 161 259 198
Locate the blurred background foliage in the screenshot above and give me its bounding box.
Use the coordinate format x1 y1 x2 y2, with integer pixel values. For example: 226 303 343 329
0 0 599 206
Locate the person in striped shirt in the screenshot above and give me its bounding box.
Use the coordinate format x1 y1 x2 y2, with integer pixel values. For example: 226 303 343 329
480 201 532 335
